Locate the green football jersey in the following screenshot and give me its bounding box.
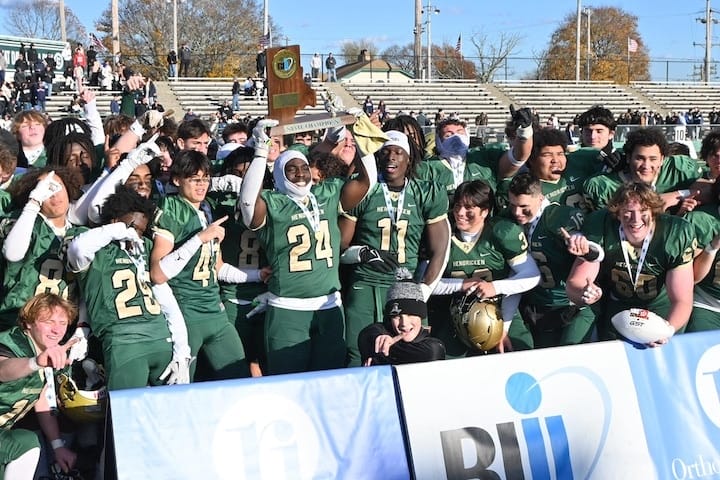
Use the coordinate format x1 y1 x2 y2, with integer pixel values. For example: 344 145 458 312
345 178 448 286
0 214 76 330
416 146 503 197
582 155 703 211
684 206 720 298
583 210 696 312
68 227 171 346
0 328 45 429
257 178 344 298
522 203 585 308
208 191 268 303
154 195 224 320
444 217 528 281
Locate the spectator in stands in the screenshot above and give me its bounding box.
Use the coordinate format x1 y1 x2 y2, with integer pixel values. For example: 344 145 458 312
359 280 445 366
231 77 241 112
311 53 321 80
179 43 191 77
378 100 389 124
86 45 97 77
0 50 6 86
362 96 374 115
167 50 178 79
325 52 337 82
110 95 121 115
255 47 266 78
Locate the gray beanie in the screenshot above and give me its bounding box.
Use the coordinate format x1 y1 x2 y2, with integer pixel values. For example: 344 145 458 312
384 281 427 319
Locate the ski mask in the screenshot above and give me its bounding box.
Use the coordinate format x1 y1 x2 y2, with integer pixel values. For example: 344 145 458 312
273 150 312 199
437 133 470 158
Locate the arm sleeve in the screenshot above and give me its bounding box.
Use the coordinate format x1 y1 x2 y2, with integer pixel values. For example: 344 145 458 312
492 253 541 296
238 153 267 227
432 278 464 296
217 263 261 284
157 234 202 280
500 294 521 331
86 160 137 224
66 226 114 272
83 99 106 146
151 283 191 359
2 203 39 262
68 169 110 226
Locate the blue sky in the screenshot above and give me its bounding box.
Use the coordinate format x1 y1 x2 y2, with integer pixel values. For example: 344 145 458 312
8 0 720 81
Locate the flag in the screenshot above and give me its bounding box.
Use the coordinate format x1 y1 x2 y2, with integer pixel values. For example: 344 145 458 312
455 34 462 54
88 32 108 52
627 37 638 53
259 32 270 48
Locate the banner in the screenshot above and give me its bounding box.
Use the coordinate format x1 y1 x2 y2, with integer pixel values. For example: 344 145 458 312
110 366 409 480
396 342 658 479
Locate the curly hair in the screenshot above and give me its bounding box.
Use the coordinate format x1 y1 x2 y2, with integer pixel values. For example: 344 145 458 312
623 127 668 158
607 182 665 219
100 184 156 231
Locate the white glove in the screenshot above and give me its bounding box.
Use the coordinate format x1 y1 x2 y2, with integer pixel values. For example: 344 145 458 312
247 119 279 157
246 291 273 318
324 125 347 145
125 136 161 169
140 110 165 130
159 356 194 385
105 222 145 253
29 171 62 204
67 326 90 362
346 107 363 118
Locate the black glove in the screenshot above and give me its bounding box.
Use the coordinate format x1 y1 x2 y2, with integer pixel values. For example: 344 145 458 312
600 142 626 172
509 104 533 129
359 247 400 274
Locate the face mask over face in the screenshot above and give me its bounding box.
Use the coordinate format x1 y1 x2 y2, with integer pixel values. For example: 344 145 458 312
437 133 470 158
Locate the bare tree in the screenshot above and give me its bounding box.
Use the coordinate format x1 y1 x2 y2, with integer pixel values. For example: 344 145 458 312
470 32 522 82
339 40 378 65
3 0 85 45
381 44 415 73
96 0 276 79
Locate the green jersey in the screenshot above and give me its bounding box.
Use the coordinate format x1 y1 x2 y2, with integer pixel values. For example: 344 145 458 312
257 178 344 298
684 206 720 298
68 227 171 347
582 155 703 211
522 203 585 308
416 145 504 197
444 217 528 281
0 214 76 330
344 178 448 286
583 210 696 312
0 328 45 429
154 195 224 320
208 192 268 303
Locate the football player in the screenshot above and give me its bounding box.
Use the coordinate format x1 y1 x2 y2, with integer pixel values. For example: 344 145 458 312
340 130 450 367
238 120 377 375
566 182 696 346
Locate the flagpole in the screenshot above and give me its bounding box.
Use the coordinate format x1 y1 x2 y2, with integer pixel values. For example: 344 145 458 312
627 37 630 84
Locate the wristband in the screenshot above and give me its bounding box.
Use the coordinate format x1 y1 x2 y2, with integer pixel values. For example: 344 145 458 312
507 147 525 167
678 189 691 199
704 244 719 256
129 120 146 139
28 356 40 372
50 438 65 450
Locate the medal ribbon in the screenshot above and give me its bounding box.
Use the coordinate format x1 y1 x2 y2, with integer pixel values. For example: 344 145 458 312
619 225 654 289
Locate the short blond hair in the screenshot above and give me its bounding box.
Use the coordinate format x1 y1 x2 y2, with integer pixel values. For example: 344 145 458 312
18 293 77 330
607 182 665 219
10 111 48 136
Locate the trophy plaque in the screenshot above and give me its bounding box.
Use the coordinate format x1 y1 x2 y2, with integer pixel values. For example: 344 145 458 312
266 45 355 136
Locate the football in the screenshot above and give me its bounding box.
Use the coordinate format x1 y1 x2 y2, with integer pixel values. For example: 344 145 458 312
611 308 675 344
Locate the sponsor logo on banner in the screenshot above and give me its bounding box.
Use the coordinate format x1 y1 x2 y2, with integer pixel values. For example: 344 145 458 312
396 342 656 479
212 393 320 480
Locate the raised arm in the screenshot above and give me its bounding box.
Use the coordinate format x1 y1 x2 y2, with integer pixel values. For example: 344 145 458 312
238 120 277 229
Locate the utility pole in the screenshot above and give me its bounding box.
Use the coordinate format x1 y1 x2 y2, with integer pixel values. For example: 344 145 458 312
59 0 67 43
575 0 581 83
112 0 119 64
414 0 423 79
696 0 719 83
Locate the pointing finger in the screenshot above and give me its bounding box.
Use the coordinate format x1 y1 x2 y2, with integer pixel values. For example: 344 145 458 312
212 215 229 226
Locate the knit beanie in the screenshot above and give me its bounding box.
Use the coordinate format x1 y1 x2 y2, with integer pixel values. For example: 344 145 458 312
384 280 427 319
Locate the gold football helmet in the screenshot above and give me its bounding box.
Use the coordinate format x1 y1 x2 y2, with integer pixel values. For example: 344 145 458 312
450 294 504 352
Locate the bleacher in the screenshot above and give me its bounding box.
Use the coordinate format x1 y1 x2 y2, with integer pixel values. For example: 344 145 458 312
494 80 654 125
341 80 509 132
43 85 121 119
631 81 720 114
164 78 331 119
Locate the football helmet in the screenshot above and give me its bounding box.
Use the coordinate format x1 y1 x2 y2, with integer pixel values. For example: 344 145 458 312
450 294 504 352
56 359 107 424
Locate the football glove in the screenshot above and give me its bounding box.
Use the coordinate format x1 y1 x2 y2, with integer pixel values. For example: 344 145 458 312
359 246 400 274
159 356 194 385
29 171 62 204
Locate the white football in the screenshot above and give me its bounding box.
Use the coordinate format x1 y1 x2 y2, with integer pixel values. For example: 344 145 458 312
611 308 675 344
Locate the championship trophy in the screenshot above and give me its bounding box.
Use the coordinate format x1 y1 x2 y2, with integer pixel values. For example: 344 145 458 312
265 45 355 136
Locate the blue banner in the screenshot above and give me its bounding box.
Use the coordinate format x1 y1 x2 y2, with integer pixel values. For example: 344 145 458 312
625 331 720 480
110 366 409 480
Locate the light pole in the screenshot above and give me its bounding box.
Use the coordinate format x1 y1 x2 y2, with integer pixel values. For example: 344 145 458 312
584 7 592 81
575 0 581 82
423 1 439 82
